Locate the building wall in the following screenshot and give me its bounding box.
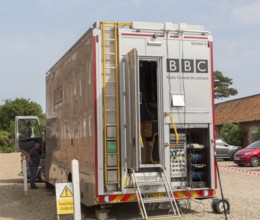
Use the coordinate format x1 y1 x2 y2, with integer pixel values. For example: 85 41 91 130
242 121 260 145
216 121 260 147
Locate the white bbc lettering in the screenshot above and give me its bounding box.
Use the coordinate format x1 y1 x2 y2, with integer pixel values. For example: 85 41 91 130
183 60 192 72
182 59 194 73
169 60 177 71
167 59 208 73
196 60 208 73
167 59 179 72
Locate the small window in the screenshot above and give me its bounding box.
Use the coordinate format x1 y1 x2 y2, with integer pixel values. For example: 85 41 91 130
54 86 63 105
18 119 41 139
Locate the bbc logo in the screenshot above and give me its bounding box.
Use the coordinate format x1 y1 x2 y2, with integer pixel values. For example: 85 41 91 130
167 59 208 73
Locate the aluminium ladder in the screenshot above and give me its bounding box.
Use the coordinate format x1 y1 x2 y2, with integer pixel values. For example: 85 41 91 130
101 22 131 191
102 22 120 191
131 168 181 219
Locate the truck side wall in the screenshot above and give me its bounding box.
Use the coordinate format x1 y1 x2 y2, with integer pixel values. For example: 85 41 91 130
45 30 97 205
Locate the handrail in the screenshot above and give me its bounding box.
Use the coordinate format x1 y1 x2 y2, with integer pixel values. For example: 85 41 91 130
140 134 144 148
164 113 179 147
150 133 158 164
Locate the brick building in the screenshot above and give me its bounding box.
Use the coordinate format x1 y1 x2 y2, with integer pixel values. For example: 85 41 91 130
215 94 260 146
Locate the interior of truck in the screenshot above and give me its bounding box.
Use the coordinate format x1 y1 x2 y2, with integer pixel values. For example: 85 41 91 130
139 60 160 164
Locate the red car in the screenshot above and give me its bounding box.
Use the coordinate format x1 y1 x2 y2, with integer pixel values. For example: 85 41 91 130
234 141 260 167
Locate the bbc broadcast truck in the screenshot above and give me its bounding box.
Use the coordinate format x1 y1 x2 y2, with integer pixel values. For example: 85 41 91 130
15 21 217 219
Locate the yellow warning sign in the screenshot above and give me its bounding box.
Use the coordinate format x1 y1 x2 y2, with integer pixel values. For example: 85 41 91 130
57 198 74 214
60 185 73 197
55 183 74 215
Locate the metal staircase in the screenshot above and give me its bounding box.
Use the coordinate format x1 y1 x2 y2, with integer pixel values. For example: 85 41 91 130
131 168 181 219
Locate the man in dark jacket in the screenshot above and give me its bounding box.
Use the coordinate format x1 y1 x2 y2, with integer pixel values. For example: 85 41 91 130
27 142 41 189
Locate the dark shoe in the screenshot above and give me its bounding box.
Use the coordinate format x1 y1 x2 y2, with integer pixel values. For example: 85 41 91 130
31 186 38 189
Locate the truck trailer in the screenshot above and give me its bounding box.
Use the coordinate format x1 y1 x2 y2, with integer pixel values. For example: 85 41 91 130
16 21 216 219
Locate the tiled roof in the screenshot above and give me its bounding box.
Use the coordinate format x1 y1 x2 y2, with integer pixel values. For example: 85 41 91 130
215 94 260 125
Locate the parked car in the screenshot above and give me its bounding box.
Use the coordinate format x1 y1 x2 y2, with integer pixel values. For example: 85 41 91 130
216 139 241 160
234 141 260 167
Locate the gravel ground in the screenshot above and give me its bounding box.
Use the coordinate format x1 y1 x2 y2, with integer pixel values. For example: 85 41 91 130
0 153 259 220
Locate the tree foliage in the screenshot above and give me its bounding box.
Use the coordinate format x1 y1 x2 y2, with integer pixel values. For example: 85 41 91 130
220 123 243 146
0 98 44 147
251 129 260 142
0 131 14 153
214 70 238 99
0 131 11 146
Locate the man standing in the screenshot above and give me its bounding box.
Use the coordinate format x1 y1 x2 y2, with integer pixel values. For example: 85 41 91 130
27 142 41 189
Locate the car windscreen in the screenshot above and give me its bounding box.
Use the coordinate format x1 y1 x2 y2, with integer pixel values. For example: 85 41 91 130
216 140 226 146
247 141 260 149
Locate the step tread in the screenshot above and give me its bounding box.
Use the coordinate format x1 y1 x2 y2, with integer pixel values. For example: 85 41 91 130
148 214 180 219
142 197 174 203
138 181 164 186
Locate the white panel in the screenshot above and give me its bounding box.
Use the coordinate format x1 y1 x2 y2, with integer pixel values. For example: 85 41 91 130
132 21 204 32
107 126 116 138
172 95 185 107
107 154 118 166
106 112 116 124
108 170 118 182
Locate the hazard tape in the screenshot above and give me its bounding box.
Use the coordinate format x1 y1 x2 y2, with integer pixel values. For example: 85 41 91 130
218 164 260 177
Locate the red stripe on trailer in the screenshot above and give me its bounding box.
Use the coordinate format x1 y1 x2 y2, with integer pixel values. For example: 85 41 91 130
93 36 98 195
209 41 217 189
184 36 208 40
170 35 179 38
121 33 164 38
121 33 208 40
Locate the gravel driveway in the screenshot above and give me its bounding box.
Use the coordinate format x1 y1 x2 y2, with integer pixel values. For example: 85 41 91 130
0 153 259 220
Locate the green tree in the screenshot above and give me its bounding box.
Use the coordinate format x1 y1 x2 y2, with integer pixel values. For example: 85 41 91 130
220 123 243 146
0 131 14 153
251 129 260 142
0 98 44 139
214 70 238 99
0 131 11 146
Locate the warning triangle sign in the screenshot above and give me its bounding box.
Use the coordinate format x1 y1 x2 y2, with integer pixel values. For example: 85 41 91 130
60 185 73 198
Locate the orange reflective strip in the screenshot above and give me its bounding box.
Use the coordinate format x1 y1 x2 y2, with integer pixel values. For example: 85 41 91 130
96 190 216 204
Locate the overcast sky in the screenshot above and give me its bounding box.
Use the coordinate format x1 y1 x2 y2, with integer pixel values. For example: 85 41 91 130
0 0 259 110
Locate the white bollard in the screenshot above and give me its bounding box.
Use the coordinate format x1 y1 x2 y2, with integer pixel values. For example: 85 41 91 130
22 156 28 195
72 159 81 220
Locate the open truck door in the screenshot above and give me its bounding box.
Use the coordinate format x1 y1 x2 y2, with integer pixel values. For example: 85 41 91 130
122 48 164 171
123 48 141 171
15 116 44 156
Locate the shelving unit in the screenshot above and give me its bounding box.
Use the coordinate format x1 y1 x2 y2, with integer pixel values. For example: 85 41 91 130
187 144 208 188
